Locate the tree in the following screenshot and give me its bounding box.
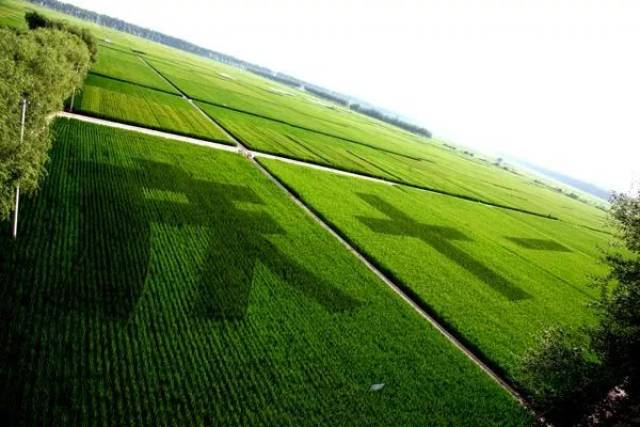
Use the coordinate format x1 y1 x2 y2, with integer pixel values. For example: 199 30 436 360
520 189 640 424
25 11 97 62
590 192 640 389
0 26 91 222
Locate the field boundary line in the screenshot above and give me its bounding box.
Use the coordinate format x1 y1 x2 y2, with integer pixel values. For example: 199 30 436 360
137 55 190 98
54 112 392 184
196 105 558 220
87 71 181 96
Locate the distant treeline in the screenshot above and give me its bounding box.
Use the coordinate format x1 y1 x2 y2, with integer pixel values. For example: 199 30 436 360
27 0 433 140
303 86 349 107
349 104 433 138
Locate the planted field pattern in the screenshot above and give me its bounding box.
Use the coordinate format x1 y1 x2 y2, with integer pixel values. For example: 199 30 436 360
135 59 606 230
146 58 428 145
91 44 179 94
74 74 233 143
0 0 606 229
0 120 530 425
260 158 609 384
198 102 607 229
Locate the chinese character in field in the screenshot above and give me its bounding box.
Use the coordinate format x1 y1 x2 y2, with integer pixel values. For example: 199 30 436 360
356 193 531 301
74 159 359 320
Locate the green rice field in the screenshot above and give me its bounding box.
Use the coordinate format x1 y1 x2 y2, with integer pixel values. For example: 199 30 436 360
0 0 617 423
0 120 530 425
74 74 233 143
260 157 609 382
90 44 179 94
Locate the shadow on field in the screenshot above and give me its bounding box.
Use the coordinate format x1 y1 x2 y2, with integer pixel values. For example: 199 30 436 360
506 237 572 252
355 193 532 301
0 153 359 423
71 159 360 320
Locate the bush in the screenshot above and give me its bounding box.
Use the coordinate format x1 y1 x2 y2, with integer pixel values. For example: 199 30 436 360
520 189 640 423
521 327 600 408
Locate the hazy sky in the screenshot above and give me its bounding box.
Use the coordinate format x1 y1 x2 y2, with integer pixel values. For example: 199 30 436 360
66 0 640 192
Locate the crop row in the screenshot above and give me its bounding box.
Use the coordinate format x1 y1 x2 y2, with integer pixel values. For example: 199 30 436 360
73 74 233 143
90 44 179 94
84 42 607 230
260 157 609 386
199 102 607 228
0 120 529 425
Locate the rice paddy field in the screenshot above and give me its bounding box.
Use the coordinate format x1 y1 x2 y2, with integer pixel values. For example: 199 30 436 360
73 74 233 143
90 44 180 94
197 100 606 228
0 120 530 425
0 0 616 424
259 158 609 382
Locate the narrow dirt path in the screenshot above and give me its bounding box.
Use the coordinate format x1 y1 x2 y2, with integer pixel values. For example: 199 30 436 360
56 112 237 153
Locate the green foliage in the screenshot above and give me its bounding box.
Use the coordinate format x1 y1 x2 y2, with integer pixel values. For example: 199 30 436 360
609 191 640 252
0 120 530 425
518 190 640 422
590 190 640 389
0 26 90 220
25 11 97 62
260 157 608 381
75 74 233 143
520 327 599 407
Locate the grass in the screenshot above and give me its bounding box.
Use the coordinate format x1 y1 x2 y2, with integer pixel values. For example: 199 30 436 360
260 157 609 386
91 44 179 94
0 119 530 425
73 74 233 143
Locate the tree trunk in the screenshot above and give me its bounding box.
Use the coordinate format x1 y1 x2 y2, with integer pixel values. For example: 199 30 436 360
12 98 27 239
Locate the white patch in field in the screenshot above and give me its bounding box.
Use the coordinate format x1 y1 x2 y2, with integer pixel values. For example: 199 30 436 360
369 383 385 391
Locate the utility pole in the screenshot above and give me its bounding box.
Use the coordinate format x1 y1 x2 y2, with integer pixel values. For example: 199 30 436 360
69 90 75 112
69 64 79 112
12 98 27 239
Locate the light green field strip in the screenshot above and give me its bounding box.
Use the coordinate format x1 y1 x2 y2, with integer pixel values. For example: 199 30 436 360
74 74 233 143
146 58 430 145
0 119 530 425
260 157 609 385
90 44 180 94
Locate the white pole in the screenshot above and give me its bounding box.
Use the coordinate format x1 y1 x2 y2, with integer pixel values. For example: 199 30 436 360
11 98 27 239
